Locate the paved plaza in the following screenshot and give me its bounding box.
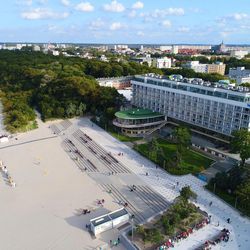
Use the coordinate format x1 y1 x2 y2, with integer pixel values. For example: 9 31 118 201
0 116 249 250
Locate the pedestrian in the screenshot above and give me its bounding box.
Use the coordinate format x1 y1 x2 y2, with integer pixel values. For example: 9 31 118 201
217 221 220 227
227 218 231 223
156 165 158 169
209 201 213 206
117 237 120 244
146 172 148 176
177 181 179 186
3 166 8 175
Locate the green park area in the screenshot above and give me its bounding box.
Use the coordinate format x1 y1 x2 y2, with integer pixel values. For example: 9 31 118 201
134 138 213 175
131 187 205 249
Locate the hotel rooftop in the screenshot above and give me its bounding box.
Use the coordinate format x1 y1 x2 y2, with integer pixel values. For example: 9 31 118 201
133 74 250 102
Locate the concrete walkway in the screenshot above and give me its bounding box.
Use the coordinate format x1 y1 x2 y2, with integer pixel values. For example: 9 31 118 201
75 118 250 250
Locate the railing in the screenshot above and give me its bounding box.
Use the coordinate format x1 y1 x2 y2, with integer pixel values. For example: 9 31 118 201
113 120 164 128
144 120 168 136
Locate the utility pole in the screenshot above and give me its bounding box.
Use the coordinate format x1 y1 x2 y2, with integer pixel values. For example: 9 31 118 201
234 196 238 208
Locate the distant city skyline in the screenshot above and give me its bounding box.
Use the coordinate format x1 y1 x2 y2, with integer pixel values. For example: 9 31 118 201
1 0 250 44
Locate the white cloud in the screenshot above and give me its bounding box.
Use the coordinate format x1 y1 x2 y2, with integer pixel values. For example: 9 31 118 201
48 25 58 31
104 1 125 13
132 1 144 10
128 10 137 18
110 22 123 30
21 8 69 20
177 26 190 32
75 2 94 12
16 0 33 6
217 13 249 25
141 7 184 21
37 0 48 4
61 0 70 6
161 20 172 28
89 18 105 30
137 31 144 36
232 13 249 21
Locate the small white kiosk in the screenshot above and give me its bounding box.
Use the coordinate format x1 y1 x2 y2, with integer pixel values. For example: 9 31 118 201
90 208 130 236
0 135 8 143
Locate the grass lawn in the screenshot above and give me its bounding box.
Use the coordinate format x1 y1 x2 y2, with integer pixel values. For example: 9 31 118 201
134 138 213 175
109 130 142 142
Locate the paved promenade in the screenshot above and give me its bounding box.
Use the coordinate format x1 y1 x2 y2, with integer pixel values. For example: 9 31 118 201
74 118 249 250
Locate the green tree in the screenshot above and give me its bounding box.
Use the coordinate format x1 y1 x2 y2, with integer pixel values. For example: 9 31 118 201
148 229 164 244
231 129 250 166
180 186 197 201
235 179 250 212
78 102 86 116
162 217 175 235
66 103 77 117
173 127 191 164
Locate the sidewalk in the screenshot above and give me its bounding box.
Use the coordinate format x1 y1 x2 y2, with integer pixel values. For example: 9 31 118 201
76 118 250 250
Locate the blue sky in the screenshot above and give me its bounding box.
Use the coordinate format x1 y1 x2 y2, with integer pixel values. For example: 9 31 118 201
1 0 250 44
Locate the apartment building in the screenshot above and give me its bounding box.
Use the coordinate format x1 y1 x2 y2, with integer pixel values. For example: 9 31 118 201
131 74 250 136
229 67 250 84
152 57 171 69
184 61 226 75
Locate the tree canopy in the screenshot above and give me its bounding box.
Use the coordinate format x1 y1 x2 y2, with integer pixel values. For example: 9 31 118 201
231 129 250 166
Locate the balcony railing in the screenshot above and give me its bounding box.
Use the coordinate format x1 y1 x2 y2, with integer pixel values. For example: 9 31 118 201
113 119 165 128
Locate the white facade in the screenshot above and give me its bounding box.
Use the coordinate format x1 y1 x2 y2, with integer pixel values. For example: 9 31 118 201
171 45 179 54
230 50 249 59
159 45 172 51
33 45 41 51
152 57 171 69
185 61 207 73
100 55 109 62
229 67 250 84
90 208 129 236
132 75 250 136
51 50 59 56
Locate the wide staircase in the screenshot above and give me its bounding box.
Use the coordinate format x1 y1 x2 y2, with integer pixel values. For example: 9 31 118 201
144 120 168 138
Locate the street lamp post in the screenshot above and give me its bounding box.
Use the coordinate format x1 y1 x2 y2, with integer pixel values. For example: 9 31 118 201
234 196 238 208
131 214 135 243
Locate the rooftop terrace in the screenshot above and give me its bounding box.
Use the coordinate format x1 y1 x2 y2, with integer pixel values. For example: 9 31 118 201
115 108 164 120
135 73 250 94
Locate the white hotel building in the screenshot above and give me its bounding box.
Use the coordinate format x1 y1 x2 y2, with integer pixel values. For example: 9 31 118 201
131 74 250 136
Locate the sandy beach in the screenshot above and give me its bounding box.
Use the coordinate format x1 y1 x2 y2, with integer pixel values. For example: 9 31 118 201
0 117 123 250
